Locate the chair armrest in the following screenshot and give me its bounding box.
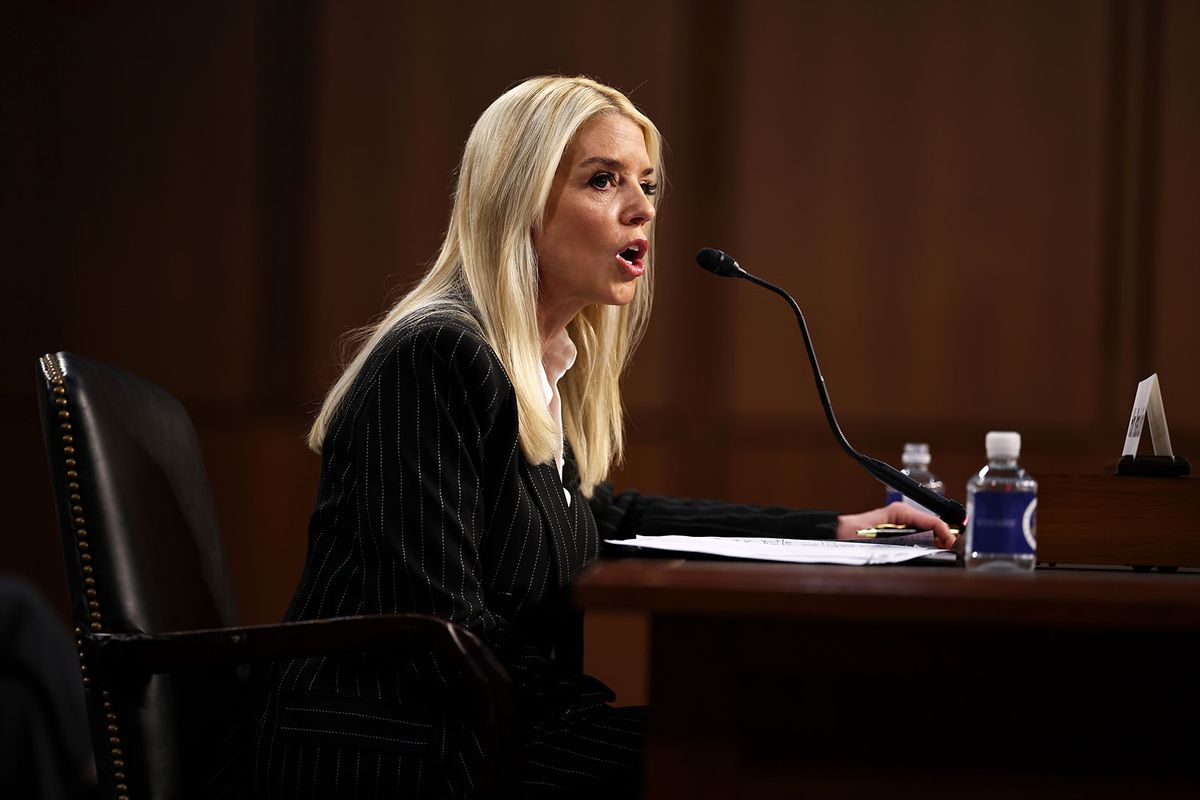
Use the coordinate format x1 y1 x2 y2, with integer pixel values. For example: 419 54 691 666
86 613 519 796
87 613 506 690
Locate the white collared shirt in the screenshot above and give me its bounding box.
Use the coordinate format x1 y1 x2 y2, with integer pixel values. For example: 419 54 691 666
539 328 577 506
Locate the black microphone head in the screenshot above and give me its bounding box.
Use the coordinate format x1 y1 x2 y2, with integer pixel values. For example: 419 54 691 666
696 247 744 277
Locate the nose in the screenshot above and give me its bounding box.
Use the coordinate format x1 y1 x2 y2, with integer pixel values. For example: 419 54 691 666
621 186 656 227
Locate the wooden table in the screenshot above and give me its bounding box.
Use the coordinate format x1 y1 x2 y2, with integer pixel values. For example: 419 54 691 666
574 558 1200 799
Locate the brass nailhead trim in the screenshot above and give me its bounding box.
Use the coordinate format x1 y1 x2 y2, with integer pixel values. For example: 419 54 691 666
54 361 103 628
45 360 112 747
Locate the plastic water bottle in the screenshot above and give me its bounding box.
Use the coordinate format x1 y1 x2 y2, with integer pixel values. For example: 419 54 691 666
884 443 945 513
965 431 1037 571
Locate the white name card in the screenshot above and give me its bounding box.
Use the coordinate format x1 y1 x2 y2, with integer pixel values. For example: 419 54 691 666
1122 373 1174 458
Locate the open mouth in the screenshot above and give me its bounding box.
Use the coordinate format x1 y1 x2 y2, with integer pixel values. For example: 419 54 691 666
616 239 648 266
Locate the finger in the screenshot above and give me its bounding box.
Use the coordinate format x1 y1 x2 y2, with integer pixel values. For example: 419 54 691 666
891 505 957 550
891 504 939 530
932 521 957 549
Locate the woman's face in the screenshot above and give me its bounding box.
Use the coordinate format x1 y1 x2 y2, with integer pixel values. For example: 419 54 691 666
534 113 657 336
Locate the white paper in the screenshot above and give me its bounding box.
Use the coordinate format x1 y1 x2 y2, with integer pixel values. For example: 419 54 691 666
605 535 948 565
1122 373 1174 458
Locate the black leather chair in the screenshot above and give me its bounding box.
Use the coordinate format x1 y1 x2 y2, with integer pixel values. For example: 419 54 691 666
36 351 517 800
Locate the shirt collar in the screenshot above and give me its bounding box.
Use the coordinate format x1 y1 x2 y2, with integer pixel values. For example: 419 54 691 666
541 327 577 395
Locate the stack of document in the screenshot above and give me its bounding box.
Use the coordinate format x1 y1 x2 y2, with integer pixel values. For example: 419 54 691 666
605 535 953 566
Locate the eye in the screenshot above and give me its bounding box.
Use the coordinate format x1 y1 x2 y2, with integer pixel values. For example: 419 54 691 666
640 181 658 197
588 172 616 190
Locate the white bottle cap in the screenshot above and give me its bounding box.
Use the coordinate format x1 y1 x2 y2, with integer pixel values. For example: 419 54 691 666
985 431 1021 459
901 442 931 465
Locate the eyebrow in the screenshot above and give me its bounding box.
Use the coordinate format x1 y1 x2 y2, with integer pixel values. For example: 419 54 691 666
577 156 655 177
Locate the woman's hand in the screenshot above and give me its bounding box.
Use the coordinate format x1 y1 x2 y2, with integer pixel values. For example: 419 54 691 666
836 502 960 550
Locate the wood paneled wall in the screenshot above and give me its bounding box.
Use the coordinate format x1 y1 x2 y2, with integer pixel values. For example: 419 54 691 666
3 1 1197 702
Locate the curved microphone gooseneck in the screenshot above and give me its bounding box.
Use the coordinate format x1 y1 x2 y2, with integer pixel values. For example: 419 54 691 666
696 247 967 528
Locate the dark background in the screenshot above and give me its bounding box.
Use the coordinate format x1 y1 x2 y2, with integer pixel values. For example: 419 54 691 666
3 1 1197 702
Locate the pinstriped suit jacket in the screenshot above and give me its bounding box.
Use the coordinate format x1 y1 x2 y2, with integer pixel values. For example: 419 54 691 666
243 315 839 798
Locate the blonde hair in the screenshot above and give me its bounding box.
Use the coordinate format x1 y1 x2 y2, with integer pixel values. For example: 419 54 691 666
308 75 663 497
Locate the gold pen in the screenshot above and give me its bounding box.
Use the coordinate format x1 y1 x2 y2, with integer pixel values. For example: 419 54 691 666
855 524 919 539
856 525 960 539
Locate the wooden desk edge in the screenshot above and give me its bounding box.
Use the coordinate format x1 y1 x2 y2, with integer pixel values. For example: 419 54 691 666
573 558 1200 632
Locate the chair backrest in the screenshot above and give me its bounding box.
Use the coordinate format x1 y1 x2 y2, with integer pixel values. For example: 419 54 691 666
37 351 242 799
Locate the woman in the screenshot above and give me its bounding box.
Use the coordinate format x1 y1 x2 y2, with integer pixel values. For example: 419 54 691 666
245 76 955 799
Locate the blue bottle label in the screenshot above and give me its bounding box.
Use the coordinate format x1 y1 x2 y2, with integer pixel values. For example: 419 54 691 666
884 489 903 505
970 491 1037 555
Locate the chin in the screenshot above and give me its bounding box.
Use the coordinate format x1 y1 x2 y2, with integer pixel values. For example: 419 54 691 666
605 284 637 307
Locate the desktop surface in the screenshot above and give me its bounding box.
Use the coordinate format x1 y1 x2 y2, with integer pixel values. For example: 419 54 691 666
575 558 1200 799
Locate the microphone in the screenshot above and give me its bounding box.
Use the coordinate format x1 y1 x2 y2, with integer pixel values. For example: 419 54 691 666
695 247 967 528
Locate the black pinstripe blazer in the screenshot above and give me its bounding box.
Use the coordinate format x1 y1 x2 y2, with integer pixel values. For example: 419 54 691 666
243 315 838 798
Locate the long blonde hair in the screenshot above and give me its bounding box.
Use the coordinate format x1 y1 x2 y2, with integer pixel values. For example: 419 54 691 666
308 76 663 497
